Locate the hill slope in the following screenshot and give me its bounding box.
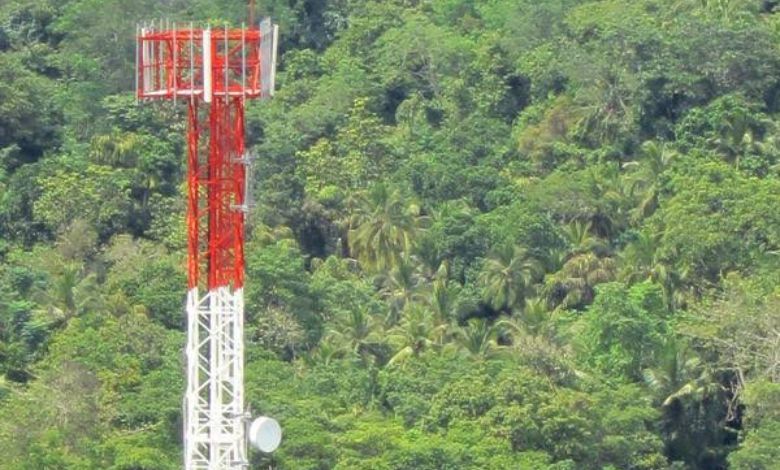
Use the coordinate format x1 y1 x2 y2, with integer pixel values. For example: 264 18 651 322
1 1 779 468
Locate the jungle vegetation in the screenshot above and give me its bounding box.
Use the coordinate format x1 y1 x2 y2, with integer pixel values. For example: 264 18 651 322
1 0 780 468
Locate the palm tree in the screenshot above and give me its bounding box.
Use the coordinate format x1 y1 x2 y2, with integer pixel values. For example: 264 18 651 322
32 262 101 326
250 221 294 247
429 260 457 328
643 339 716 407
619 230 663 282
378 256 428 325
90 130 142 167
562 220 607 255
387 303 446 366
302 341 345 368
544 252 616 310
348 184 424 272
575 65 636 145
585 164 633 238
619 232 691 311
705 111 775 170
104 291 148 318
643 338 725 467
623 140 678 220
91 131 169 214
324 309 383 362
479 244 540 312
454 318 505 359
517 297 552 338
541 245 569 275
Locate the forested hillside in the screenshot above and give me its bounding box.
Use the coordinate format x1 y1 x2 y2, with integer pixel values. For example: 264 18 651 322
1 0 780 468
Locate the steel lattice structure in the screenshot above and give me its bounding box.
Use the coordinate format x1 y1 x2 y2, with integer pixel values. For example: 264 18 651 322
136 19 278 469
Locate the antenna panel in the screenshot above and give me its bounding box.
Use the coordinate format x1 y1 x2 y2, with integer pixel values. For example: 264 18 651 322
136 20 279 101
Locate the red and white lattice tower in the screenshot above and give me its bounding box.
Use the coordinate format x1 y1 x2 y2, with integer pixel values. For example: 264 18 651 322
136 19 279 469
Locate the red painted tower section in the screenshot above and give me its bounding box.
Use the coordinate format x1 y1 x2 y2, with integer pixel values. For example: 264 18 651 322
138 24 273 292
207 96 246 289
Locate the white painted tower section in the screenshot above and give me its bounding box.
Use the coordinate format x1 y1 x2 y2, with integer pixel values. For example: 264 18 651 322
202 28 213 103
184 287 246 469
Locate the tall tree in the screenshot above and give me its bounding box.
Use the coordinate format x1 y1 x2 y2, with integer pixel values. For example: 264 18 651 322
387 303 446 366
348 184 423 272
454 318 504 359
623 140 678 221
479 244 540 312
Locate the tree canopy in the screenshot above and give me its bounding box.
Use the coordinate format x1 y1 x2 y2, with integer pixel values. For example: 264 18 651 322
1 0 780 468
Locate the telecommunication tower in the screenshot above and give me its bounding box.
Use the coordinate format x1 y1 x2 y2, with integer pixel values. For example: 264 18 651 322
136 18 281 469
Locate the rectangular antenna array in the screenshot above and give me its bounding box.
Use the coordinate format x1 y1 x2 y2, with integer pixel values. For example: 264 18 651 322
136 20 279 101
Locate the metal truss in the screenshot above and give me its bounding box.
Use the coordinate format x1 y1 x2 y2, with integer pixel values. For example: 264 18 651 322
137 20 278 470
185 287 246 469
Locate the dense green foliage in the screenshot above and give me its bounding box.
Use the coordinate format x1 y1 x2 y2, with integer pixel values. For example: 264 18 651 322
1 0 780 468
